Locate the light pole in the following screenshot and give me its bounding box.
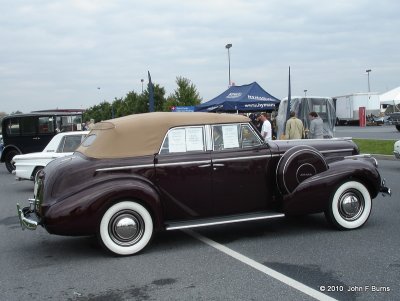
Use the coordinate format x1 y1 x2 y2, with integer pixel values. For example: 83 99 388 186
366 69 371 92
225 43 232 87
304 89 307 97
141 79 144 93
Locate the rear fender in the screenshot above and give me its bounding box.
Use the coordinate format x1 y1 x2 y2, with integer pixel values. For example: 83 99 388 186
282 159 381 215
43 178 163 236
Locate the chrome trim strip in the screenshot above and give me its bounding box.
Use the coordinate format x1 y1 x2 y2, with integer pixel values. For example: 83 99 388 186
213 154 271 162
97 154 279 172
166 213 285 230
96 160 214 172
198 164 212 168
320 149 354 154
157 160 211 167
96 164 154 172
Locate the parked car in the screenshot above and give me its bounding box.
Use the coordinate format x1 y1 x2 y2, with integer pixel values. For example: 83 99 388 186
0 134 3 157
17 112 391 256
12 131 89 181
394 140 400 159
1 111 83 173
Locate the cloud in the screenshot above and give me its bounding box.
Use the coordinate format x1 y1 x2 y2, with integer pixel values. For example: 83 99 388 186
1 0 399 113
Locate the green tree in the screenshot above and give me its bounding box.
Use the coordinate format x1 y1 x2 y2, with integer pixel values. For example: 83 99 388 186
83 78 199 120
136 84 167 113
164 77 202 111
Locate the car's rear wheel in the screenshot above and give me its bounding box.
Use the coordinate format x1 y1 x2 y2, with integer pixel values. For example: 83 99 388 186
99 201 153 256
325 181 372 230
5 149 19 173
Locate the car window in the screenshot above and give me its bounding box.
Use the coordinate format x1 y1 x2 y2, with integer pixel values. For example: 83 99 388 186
20 117 36 135
160 127 205 154
58 135 86 152
212 124 240 151
213 123 262 151
38 116 55 134
240 124 262 148
81 134 96 147
5 118 20 136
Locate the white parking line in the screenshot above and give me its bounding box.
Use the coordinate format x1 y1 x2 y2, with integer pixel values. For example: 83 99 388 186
184 229 337 301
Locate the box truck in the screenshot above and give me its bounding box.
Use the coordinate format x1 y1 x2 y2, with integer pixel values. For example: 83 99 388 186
333 93 380 125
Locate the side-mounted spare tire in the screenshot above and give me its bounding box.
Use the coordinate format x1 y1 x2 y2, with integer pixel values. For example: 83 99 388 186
276 145 328 195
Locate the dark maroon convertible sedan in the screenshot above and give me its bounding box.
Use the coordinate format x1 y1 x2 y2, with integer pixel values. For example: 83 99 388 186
17 112 391 256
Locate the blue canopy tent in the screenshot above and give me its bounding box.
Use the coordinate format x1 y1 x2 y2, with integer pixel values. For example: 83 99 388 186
195 82 280 112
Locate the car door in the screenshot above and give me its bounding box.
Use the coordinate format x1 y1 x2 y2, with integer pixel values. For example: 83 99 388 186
155 126 213 221
210 123 273 216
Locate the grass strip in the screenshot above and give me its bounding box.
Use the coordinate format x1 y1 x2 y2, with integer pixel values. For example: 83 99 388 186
353 138 396 156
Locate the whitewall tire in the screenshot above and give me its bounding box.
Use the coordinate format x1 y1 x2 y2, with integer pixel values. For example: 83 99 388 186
325 181 372 230
99 201 153 256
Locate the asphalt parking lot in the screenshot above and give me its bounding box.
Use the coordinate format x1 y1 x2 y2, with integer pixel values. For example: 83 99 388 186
334 125 400 140
0 157 399 301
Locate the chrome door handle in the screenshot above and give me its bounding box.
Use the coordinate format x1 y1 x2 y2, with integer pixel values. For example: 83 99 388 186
199 164 212 168
213 163 225 167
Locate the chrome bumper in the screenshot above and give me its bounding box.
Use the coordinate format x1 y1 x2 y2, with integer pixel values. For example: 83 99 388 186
17 199 39 230
380 179 391 197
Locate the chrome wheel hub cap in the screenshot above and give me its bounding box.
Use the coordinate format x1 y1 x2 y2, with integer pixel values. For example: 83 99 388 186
338 190 365 221
109 210 144 246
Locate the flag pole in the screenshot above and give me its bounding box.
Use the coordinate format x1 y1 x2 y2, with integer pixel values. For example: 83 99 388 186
148 71 155 112
284 66 291 133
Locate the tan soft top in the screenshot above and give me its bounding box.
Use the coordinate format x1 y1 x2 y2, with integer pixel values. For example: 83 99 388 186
77 112 250 159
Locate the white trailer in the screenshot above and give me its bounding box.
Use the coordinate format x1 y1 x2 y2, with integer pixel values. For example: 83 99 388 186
333 92 380 125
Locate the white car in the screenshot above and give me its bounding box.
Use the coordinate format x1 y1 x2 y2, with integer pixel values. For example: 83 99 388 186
395 140 400 159
0 134 3 156
12 131 89 181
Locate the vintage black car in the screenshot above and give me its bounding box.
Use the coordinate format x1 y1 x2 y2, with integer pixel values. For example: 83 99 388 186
18 112 391 256
1 111 83 172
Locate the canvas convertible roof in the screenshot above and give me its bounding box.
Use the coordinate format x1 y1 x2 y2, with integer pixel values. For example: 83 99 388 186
195 82 280 112
77 112 249 159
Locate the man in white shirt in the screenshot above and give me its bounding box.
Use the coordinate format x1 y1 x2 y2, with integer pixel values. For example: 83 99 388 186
259 113 272 141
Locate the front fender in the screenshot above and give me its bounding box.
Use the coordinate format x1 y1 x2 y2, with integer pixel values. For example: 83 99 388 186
42 178 163 236
282 159 381 215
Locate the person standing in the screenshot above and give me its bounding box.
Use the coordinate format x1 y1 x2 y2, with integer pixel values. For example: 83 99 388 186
285 111 304 139
259 113 272 141
308 111 324 139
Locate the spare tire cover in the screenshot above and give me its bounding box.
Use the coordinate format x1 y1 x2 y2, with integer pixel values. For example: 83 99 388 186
276 145 328 195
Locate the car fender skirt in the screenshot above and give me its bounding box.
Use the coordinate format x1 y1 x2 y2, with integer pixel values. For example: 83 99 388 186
42 181 163 236
282 161 381 215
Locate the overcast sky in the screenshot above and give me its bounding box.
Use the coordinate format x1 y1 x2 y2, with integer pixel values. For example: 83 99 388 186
1 0 399 114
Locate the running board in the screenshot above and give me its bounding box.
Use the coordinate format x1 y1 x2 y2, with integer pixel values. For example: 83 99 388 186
165 211 285 230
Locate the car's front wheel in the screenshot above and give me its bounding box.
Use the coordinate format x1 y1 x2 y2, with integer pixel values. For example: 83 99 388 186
325 181 372 230
99 201 153 256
